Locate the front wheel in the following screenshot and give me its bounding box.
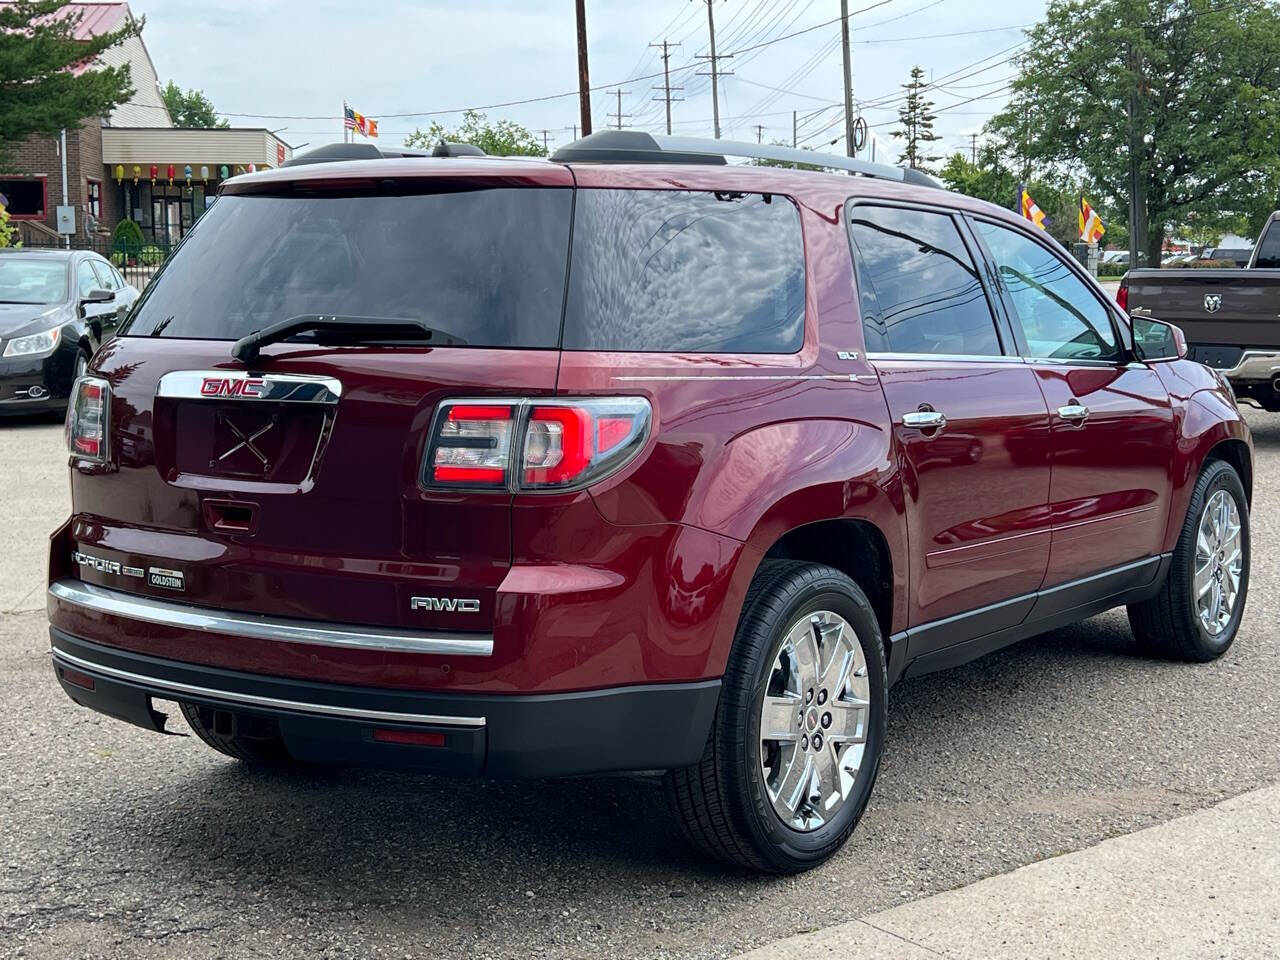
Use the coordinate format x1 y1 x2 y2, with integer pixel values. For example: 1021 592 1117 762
1128 459 1249 661
665 560 888 873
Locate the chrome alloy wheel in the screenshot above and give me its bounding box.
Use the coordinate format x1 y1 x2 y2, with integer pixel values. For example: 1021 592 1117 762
1195 489 1243 637
759 610 870 832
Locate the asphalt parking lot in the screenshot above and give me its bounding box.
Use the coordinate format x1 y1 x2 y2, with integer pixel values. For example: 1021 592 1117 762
2 408 1278 960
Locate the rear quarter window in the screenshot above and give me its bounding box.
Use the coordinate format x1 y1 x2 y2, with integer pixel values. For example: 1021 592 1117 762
562 189 805 353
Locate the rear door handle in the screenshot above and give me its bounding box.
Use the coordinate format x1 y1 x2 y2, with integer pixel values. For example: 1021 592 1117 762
902 410 946 429
1058 402 1089 423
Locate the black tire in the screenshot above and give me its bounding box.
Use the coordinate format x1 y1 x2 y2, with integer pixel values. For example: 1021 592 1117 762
73 349 89 381
1128 459 1249 662
179 702 295 766
664 560 888 873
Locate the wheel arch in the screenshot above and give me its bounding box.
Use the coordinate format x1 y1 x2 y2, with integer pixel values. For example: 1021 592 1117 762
1205 437 1252 506
761 518 894 643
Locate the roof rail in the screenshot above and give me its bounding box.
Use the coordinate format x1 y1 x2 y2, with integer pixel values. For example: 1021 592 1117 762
550 130 942 188
282 142 489 168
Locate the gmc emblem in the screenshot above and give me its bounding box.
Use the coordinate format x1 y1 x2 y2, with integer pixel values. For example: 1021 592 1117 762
411 596 481 614
201 377 266 398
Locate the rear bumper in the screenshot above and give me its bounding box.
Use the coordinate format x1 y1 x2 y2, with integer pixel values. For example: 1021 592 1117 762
1200 348 1280 383
49 627 720 778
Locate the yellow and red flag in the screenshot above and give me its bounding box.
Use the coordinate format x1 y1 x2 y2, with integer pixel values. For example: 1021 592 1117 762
1078 195 1105 243
1019 184 1048 231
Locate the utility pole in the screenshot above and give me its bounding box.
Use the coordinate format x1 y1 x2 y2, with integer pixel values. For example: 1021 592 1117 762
753 124 765 144
840 0 855 158
695 0 731 139
970 131 978 164
607 89 630 130
650 39 683 135
567 124 579 140
536 129 554 153
792 110 798 148
575 0 592 136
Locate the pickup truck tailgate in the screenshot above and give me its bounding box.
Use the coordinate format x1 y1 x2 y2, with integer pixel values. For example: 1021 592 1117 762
1125 268 1280 359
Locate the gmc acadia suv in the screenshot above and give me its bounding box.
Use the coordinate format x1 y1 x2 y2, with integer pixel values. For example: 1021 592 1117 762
48 132 1252 873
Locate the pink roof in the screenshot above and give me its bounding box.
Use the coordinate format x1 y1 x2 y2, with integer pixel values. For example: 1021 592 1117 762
63 2 130 40
0 2 130 40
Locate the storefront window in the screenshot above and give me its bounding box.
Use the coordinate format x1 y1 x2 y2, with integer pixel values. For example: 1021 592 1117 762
0 176 48 219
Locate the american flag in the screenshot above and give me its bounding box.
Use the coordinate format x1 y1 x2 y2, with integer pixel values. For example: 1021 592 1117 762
343 105 356 131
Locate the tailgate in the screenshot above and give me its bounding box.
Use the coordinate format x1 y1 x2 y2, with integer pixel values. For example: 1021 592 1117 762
68 337 558 632
1126 268 1280 350
59 172 574 636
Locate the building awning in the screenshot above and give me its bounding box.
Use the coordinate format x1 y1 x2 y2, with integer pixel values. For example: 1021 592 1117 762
101 127 293 170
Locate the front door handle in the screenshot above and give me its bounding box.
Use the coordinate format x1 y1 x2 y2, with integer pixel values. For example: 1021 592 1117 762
902 410 946 429
1058 402 1089 423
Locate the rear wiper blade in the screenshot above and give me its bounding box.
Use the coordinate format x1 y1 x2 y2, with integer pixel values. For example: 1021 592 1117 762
231 314 466 364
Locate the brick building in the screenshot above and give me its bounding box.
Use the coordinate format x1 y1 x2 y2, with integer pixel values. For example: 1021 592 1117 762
2 2 290 246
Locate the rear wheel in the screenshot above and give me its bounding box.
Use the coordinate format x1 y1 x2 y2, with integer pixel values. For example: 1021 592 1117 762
179 702 295 766
665 560 887 873
1128 459 1249 661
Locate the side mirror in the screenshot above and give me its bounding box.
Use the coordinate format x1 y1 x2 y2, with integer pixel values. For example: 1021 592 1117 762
1131 316 1188 362
80 289 114 318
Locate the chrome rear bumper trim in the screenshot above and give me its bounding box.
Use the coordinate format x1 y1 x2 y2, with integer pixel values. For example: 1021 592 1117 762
48 579 494 657
1218 350 1280 380
50 647 486 728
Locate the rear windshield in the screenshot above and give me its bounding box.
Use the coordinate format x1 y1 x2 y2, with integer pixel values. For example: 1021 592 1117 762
122 188 573 346
563 189 805 353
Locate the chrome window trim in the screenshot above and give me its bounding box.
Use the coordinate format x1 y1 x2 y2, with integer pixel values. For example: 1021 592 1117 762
157 370 343 405
49 579 493 657
50 647 486 729
866 351 1026 364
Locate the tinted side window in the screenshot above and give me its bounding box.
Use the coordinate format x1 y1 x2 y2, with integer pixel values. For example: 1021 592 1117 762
75 261 99 297
90 259 118 290
1254 220 1280 268
563 189 805 353
974 219 1119 362
848 205 1001 356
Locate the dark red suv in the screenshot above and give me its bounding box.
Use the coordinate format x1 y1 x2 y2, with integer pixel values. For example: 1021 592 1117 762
49 132 1252 873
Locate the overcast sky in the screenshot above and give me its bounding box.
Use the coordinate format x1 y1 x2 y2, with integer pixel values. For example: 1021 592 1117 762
137 0 1048 161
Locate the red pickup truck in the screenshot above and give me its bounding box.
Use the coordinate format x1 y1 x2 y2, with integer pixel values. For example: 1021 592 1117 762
49 132 1252 873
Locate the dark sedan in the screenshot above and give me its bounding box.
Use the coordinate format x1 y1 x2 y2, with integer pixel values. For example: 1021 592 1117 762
0 249 138 416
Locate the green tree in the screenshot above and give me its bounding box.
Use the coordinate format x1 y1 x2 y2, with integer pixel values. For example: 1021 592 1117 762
0 1 142 163
404 110 545 157
161 80 228 128
989 0 1280 267
939 147 1089 249
892 65 941 170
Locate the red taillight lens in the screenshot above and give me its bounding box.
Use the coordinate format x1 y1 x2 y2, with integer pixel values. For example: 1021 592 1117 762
523 406 592 486
521 399 651 489
66 376 110 462
422 397 652 491
428 403 514 486
1116 279 1129 312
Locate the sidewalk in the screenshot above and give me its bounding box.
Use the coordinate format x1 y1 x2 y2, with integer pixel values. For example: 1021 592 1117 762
739 783 1280 959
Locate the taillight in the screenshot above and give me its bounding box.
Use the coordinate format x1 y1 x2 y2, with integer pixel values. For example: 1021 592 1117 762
428 403 515 486
1116 277 1129 312
423 397 652 491
66 376 110 463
